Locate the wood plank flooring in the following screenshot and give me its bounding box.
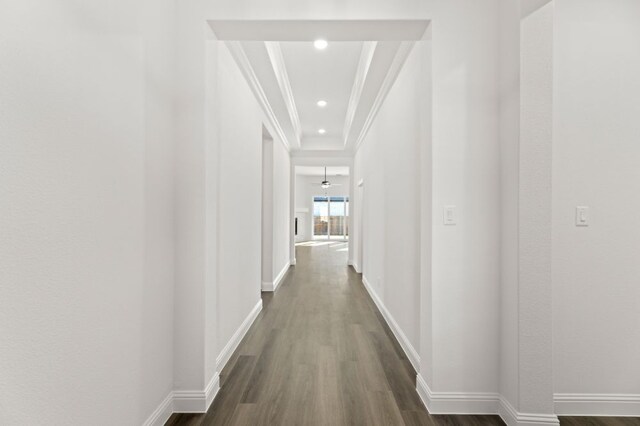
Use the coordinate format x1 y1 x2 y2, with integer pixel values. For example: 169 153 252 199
167 242 638 426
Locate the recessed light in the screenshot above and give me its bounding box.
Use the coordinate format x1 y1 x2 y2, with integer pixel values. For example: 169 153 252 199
314 39 328 50
318 128 326 135
317 100 327 108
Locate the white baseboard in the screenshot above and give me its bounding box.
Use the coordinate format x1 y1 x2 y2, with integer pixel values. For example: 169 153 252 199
554 393 640 416
361 275 420 371
416 374 559 426
142 392 174 426
143 299 263 424
262 263 290 292
173 373 220 413
498 397 560 426
290 258 296 266
216 299 263 373
352 262 361 273
143 374 220 425
416 373 500 414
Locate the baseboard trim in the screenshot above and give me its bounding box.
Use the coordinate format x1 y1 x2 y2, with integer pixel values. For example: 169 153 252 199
290 258 296 266
361 275 420 372
144 299 263 423
144 373 221 424
204 373 221 412
142 391 174 426
416 374 559 425
352 262 361 273
173 373 220 413
416 373 500 414
498 397 560 426
216 299 263 373
262 263 290 292
554 393 640 416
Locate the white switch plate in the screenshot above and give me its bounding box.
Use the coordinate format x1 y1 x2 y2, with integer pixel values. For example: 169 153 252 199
444 205 456 225
576 206 589 227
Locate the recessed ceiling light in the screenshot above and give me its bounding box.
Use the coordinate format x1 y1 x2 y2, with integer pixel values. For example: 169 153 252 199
318 128 326 135
314 39 328 50
317 100 327 108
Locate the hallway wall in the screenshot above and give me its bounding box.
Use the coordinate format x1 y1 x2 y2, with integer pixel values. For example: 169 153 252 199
423 0 501 397
353 42 425 365
0 0 176 424
271 139 291 284
552 0 640 413
216 44 264 360
352 0 503 407
261 133 292 291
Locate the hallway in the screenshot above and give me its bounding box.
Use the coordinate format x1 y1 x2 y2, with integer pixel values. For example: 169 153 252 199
167 243 502 426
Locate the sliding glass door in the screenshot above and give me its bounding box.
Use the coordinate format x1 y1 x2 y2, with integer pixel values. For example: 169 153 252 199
313 196 349 240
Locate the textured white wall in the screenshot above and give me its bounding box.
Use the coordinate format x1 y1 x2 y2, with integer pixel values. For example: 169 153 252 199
553 0 640 404
498 0 521 410
354 43 425 356
518 2 555 414
498 0 557 416
262 138 274 284
424 0 501 394
0 0 176 424
216 44 264 356
271 140 291 279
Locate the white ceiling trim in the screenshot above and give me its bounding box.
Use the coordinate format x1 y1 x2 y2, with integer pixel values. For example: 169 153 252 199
225 41 291 151
342 41 377 148
208 20 430 41
265 42 302 148
290 150 353 160
353 41 416 153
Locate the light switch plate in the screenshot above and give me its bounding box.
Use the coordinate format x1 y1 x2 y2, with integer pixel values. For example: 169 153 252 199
444 205 456 225
576 206 589 227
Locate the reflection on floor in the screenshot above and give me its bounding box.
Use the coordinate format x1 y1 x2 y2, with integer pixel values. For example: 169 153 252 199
166 243 636 426
296 240 348 247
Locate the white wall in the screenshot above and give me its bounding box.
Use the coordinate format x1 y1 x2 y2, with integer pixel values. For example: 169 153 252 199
0 0 176 424
271 139 291 282
423 0 501 396
498 0 521 410
262 138 274 284
262 135 291 289
295 175 351 242
353 42 425 361
216 43 264 358
352 1 503 407
552 0 640 412
498 1 557 418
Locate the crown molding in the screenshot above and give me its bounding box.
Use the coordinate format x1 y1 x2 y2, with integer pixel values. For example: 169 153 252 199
353 41 415 152
265 42 302 149
225 41 291 151
343 42 377 147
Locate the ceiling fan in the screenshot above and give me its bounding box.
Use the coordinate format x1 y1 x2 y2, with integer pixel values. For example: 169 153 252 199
311 167 342 189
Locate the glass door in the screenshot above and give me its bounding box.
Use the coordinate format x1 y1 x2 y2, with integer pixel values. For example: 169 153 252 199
313 196 349 240
313 196 329 238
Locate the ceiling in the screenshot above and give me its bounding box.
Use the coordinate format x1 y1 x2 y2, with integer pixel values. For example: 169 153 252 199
295 166 350 177
280 41 363 149
208 20 430 154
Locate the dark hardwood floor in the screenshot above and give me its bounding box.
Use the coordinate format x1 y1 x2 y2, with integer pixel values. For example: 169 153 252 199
167 241 638 426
